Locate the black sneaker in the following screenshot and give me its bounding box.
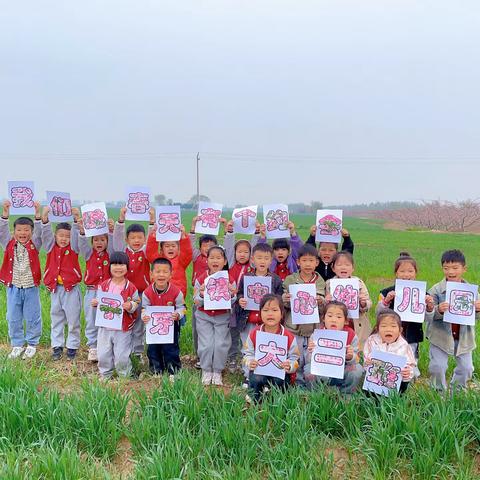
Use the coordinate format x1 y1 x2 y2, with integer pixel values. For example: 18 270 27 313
66 348 77 360
52 347 63 361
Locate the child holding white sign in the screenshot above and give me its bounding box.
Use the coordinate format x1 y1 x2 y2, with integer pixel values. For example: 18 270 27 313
91 252 140 380
427 250 480 390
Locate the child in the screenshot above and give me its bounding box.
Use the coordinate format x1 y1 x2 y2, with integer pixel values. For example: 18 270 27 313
325 251 372 349
41 207 82 360
194 245 236 386
72 208 115 362
306 226 354 281
242 294 299 402
236 243 284 382
427 249 480 390
141 258 186 377
305 301 363 393
258 221 303 280
282 244 325 385
376 252 435 376
113 206 155 356
0 200 42 359
363 309 416 393
91 252 140 380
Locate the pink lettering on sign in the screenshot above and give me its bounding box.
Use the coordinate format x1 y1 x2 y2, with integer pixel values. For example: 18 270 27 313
157 213 181 234
313 353 344 366
257 341 286 369
206 276 230 302
366 359 401 389
149 312 174 335
99 298 122 320
50 196 72 218
332 284 359 310
317 338 344 350
127 192 150 214
265 209 288 232
198 208 221 229
397 287 425 314
11 187 34 209
234 208 256 228
293 290 317 315
449 290 475 317
83 209 107 230
317 215 341 236
247 282 270 304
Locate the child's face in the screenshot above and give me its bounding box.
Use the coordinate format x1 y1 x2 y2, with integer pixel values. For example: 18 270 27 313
13 225 33 244
110 263 128 279
274 247 289 263
151 264 172 287
200 240 216 257
235 243 250 265
261 300 282 329
297 254 319 275
92 234 108 253
161 241 179 260
332 257 354 278
318 243 337 264
127 232 146 252
252 251 273 273
442 261 466 283
378 316 401 344
323 305 346 330
55 229 71 248
207 250 227 273
396 261 416 281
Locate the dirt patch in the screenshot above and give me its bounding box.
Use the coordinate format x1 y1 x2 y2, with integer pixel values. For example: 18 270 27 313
382 220 407 231
110 436 135 479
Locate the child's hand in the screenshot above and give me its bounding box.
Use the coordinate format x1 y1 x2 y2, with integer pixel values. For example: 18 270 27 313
172 312 180 321
91 298 99 307
359 294 368 308
72 207 81 222
2 200 11 218
199 284 205 297
325 293 332 302
190 215 199 231
228 283 237 295
307 339 315 353
78 217 86 235
259 224 266 239
249 359 258 370
226 219 234 233
123 301 132 311
425 294 434 312
141 312 151 324
341 228 350 238
345 345 354 361
384 291 395 305
41 206 50 223
149 207 156 224
219 217 227 229
401 366 411 381
108 218 115 234
239 298 247 309
118 207 127 223
287 221 296 236
281 361 291 372
317 294 324 305
255 221 261 234
438 302 449 314
180 224 186 238
475 300 480 312
282 292 291 303
310 225 317 236
34 201 41 218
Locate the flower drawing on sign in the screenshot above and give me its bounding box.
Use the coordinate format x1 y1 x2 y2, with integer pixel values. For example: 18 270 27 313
257 341 286 368
317 215 341 236
149 312 174 335
247 282 270 304
157 213 181 234
50 196 72 217
127 192 150 214
366 359 400 389
206 277 230 302
449 290 474 316
198 208 221 228
11 187 34 208
292 290 317 315
99 298 122 320
234 208 256 228
332 284 359 310
83 209 107 230
265 209 288 232
397 287 425 314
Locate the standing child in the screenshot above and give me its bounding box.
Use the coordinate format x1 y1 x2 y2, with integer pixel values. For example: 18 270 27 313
427 249 480 390
41 207 82 360
326 251 372 349
242 294 299 402
141 258 186 377
91 252 140 380
363 309 416 393
113 206 155 357
0 200 42 359
305 301 363 393
194 245 236 386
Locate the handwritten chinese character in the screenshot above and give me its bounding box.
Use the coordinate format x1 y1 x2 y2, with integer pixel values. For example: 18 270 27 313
257 341 286 368
50 196 72 218
317 215 341 236
99 298 122 320
449 290 474 316
206 276 230 302
397 287 425 314
127 192 150 214
234 208 256 228
265 209 288 232
198 208 221 229
293 290 317 315
149 312 174 335
83 209 107 230
247 282 270 304
11 186 34 209
157 213 181 234
366 360 400 389
332 284 359 310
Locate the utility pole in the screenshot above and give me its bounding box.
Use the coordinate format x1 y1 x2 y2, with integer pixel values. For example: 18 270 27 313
196 152 200 207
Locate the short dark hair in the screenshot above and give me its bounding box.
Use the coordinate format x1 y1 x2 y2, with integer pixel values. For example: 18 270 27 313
109 251 129 268
126 224 146 237
441 249 465 266
322 300 348 322
373 309 403 335
234 239 251 252
259 294 285 323
56 222 71 232
199 234 217 247
151 257 172 271
13 217 34 230
272 238 290 251
394 251 417 273
207 245 229 270
297 244 318 260
331 251 354 268
252 243 273 255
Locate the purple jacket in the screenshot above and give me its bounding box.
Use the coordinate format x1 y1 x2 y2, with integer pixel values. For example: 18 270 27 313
258 234 303 274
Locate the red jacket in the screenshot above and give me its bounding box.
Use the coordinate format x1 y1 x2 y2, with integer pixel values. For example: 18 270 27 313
125 248 150 293
229 262 253 287
143 282 183 307
0 239 42 287
44 244 82 292
146 232 193 298
98 278 138 331
192 254 208 287
84 251 111 287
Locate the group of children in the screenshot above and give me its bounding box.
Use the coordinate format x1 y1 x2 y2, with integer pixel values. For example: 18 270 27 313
1 201 478 397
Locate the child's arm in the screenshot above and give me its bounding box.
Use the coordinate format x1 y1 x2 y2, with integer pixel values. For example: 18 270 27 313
282 276 292 309
75 212 94 260
31 202 42 251
362 336 373 364
272 275 284 296
341 229 354 254
346 335 360 364
402 343 417 382
173 291 187 320
305 225 317 246
140 291 152 323
0 201 12 248
241 332 256 370
189 216 201 261
124 289 141 314
427 285 445 322
288 222 304 260
359 279 372 313
112 208 127 251
41 207 55 253
179 226 193 268
146 228 160 263
193 279 204 307
286 336 300 373
107 219 115 255
223 221 236 267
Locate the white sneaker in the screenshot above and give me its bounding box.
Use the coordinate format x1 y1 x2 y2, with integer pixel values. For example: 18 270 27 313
212 372 223 386
169 374 175 384
201 371 213 385
88 348 98 362
8 347 24 359
242 382 249 389
22 346 36 359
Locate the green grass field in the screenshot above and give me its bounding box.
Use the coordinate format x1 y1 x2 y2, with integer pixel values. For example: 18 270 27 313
1 213 479 479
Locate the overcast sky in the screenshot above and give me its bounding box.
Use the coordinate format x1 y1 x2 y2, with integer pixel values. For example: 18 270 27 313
1 1 479 206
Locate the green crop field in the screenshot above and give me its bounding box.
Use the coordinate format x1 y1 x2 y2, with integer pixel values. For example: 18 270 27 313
0 214 479 479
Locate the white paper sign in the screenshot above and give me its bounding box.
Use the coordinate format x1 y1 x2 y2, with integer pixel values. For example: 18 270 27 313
329 278 360 319
254 330 288 380
232 205 258 235
95 292 124 330
125 186 151 221
8 181 35 215
145 306 175 344
315 209 343 243
46 191 72 223
393 279 427 323
155 205 182 241
363 350 407 396
310 329 347 379
243 276 272 311
195 201 223 235
289 283 320 325
444 281 478 326
81 202 109 238
263 204 290 239
203 271 231 310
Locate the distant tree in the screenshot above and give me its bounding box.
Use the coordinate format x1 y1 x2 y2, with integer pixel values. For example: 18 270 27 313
186 194 211 208
154 194 166 205
310 201 323 212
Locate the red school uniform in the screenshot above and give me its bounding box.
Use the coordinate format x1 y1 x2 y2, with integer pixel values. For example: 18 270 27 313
0 239 41 287
98 279 138 331
43 244 82 292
